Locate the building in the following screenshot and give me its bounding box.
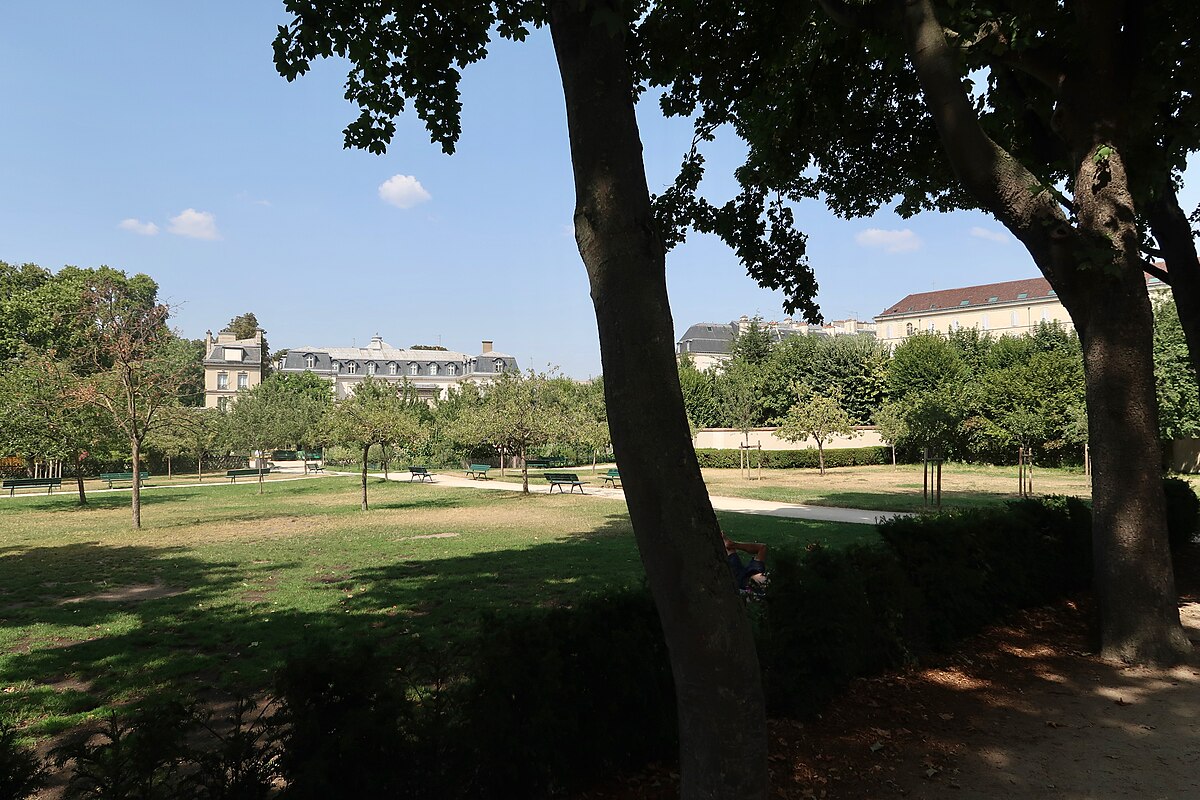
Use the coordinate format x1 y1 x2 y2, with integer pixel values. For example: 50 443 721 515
203 328 266 410
677 315 877 370
273 336 518 402
873 274 1170 349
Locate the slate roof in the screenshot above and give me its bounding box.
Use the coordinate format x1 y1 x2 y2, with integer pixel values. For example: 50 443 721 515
677 322 736 355
877 277 1057 318
203 338 262 366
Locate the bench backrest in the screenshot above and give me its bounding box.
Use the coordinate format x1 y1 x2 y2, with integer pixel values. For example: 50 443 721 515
469 464 491 471
544 472 580 482
4 477 61 486
607 469 620 476
409 466 429 473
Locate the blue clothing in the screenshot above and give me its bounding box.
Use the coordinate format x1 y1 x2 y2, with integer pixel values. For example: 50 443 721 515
726 552 766 590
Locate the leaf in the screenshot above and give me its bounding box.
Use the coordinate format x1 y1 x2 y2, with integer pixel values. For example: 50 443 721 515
869 740 885 753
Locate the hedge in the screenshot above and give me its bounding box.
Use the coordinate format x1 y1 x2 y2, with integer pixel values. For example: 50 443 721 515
694 445 890 469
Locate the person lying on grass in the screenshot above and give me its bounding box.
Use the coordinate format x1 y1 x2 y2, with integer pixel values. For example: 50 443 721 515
722 531 767 593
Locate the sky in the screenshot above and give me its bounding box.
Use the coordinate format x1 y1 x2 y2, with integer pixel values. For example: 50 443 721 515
3 3 1196 378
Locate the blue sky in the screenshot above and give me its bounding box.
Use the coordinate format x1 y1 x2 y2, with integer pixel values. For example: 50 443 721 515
3 3 1193 377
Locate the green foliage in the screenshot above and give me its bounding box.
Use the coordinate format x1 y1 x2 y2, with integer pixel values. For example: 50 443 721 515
693 446 889 469
729 316 774 364
224 312 260 340
887 333 966 401
775 385 855 473
677 355 723 428
0 720 47 799
1153 297 1200 439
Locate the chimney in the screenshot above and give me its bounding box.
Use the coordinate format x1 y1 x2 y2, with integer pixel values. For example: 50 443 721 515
205 330 213 348
481 340 493 353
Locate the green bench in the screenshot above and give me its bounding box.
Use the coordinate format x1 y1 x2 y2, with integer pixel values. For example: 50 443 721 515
408 466 434 482
226 468 271 483
601 469 621 488
465 464 491 480
3 477 62 496
544 472 586 494
525 457 567 470
98 471 148 489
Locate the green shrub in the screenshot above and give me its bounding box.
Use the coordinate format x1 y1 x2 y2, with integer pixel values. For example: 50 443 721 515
0 721 47 800
464 591 676 798
693 446 889 469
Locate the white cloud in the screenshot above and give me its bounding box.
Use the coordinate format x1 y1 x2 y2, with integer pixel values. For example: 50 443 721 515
167 208 221 240
969 226 1009 244
118 218 159 236
378 174 432 209
855 228 922 253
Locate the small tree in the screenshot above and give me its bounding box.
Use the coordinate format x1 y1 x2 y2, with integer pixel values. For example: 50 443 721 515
324 377 426 510
872 402 908 466
775 384 855 476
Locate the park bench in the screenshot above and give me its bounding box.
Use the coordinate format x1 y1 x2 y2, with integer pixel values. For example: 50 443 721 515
465 464 491 480
544 472 586 494
98 472 149 489
301 452 324 472
3 477 62 496
525 457 567 470
601 469 621 488
408 466 434 482
225 467 271 483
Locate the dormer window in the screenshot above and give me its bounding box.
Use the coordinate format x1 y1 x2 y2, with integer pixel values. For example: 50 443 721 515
305 354 315 369
348 362 357 375
223 347 244 362
389 362 397 375
429 363 438 376
332 361 340 372
494 358 505 372
987 296 999 303
367 362 376 376
410 363 419 375
447 364 456 376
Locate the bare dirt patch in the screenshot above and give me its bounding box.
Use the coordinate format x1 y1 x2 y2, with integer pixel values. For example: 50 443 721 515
575 598 1200 800
58 583 184 604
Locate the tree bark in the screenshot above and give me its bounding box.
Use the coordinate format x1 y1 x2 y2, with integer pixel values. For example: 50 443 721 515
361 444 370 511
74 450 87 506
550 3 768 797
898 0 1188 664
131 438 142 529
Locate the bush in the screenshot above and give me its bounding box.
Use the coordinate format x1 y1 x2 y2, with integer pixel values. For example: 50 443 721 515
0 721 47 800
693 446 890 470
464 591 676 797
1162 476 1199 553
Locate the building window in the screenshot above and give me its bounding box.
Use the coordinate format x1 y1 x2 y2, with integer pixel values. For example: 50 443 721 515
447 364 457 376
217 372 228 390
389 362 397 375
1010 310 1019 327
218 397 229 412
410 363 419 375
952 319 961 331
981 314 989 330
905 323 914 336
305 354 315 369
367 362 376 376
927 321 935 332
429 363 438 376
237 372 248 389
494 358 505 372
348 362 357 375
332 361 340 372
1041 309 1048 322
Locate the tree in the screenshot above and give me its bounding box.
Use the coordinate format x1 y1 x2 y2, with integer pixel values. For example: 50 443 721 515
324 377 426 510
274 3 769 794
729 316 774 365
646 0 1192 664
677 355 724 429
872 402 908 466
775 385 855 475
224 312 272 376
1153 296 1200 440
226 373 332 491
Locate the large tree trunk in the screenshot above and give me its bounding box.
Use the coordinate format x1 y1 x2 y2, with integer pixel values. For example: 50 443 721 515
898 0 1188 664
550 4 768 798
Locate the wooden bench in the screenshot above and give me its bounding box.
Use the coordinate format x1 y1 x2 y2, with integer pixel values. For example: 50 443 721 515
3 477 62 496
98 472 149 489
544 472 586 494
408 466 434 482
601 469 621 488
226 468 270 483
465 464 491 480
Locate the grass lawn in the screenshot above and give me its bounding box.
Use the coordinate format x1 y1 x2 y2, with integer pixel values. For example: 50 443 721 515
0 476 871 737
699 462 1095 512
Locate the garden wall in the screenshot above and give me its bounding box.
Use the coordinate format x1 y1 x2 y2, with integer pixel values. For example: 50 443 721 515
695 425 884 451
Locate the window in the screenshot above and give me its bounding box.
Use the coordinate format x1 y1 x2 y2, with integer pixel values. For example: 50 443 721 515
237 372 248 389
389 362 397 375
905 323 914 336
218 397 229 412
217 372 228 390
953 319 961 331
981 314 989 330
987 296 999 303
1017 292 1029 299
305 354 315 369
927 321 935 332
367 362 376 376
959 299 970 306
886 325 894 339
279 358 287 371
494 358 505 372
223 347 244 362
429 363 438 376
1041 309 1048 322
447 364 457 376
348 362 358 375
1010 311 1019 327
332 361 340 372
410 363 419 375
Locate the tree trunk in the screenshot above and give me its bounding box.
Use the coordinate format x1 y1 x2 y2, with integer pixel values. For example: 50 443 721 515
550 4 768 797
131 438 142 529
898 0 1188 665
74 450 87 506
519 444 528 494
817 443 825 476
361 444 370 511
1147 186 1200 378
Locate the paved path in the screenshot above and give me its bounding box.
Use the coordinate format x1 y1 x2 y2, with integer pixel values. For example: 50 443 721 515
336 468 906 526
